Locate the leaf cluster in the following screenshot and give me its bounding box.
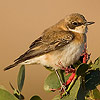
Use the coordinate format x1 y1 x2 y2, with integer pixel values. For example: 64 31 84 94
0 57 100 100
44 57 100 100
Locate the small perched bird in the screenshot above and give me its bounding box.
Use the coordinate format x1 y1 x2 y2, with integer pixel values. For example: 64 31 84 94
4 13 94 92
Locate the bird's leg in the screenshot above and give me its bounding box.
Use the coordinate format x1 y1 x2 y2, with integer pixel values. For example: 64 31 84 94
55 61 67 93
55 61 76 95
62 75 78 97
55 70 67 94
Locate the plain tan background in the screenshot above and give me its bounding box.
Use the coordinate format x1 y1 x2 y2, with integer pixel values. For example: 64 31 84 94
0 0 100 100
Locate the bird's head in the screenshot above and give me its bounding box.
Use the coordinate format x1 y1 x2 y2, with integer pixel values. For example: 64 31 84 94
64 13 95 34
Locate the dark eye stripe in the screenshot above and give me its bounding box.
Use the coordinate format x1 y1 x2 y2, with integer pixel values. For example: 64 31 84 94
77 22 83 26
72 22 78 26
72 22 83 26
68 22 83 29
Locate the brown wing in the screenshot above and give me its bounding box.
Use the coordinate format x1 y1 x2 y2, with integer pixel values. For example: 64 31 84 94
4 30 74 71
15 30 74 61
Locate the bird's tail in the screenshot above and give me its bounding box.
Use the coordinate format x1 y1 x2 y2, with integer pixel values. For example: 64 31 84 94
4 61 21 71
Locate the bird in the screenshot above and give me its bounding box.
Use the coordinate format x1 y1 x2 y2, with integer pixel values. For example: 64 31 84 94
4 13 94 92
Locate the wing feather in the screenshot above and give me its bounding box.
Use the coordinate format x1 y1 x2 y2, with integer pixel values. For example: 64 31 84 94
15 30 74 62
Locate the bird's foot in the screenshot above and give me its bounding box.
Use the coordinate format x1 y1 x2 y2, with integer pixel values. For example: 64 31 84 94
59 84 70 98
49 84 67 94
60 84 66 92
61 90 70 98
59 84 68 97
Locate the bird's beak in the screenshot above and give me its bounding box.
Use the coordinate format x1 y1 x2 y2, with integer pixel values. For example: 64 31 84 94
86 21 95 25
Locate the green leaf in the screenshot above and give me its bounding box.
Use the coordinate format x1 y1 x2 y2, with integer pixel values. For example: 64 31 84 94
0 85 6 90
77 84 86 100
52 95 61 100
0 88 18 100
91 57 100 70
44 70 72 92
91 64 100 70
85 70 100 91
17 65 25 92
30 95 42 100
93 88 100 99
94 56 100 65
84 88 100 100
76 63 89 76
52 77 81 100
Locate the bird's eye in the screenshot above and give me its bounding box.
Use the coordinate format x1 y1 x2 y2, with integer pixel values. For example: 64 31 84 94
72 22 78 26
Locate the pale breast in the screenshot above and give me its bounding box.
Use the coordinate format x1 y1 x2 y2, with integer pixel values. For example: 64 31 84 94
42 42 84 69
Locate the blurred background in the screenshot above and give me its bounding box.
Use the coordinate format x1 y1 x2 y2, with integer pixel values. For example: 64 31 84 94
0 0 100 100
